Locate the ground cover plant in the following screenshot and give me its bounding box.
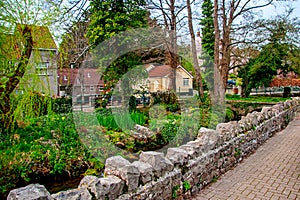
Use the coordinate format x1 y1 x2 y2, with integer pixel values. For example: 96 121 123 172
0 91 292 198
0 113 103 198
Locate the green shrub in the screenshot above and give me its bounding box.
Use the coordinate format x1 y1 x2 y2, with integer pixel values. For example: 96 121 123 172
96 108 148 131
160 120 179 143
183 181 191 192
166 103 180 112
0 113 101 198
225 107 235 121
283 87 291 98
129 96 137 112
52 97 72 113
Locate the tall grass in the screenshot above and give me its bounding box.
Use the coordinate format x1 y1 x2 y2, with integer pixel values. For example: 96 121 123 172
96 108 148 131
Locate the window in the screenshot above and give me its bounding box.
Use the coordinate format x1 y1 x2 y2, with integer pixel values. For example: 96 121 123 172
64 75 67 81
87 73 91 78
183 78 189 86
36 62 49 75
90 86 95 91
98 86 104 91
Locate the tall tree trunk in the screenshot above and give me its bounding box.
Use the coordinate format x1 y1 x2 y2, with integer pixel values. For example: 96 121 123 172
187 0 204 98
167 0 178 91
0 25 33 128
213 0 223 104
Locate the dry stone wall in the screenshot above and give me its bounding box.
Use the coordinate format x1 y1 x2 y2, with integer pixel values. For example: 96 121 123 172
7 99 300 200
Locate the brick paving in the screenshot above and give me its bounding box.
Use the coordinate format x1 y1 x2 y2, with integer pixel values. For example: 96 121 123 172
190 113 300 200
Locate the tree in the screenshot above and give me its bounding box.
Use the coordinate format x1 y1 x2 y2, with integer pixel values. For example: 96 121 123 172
200 0 215 95
87 0 147 46
59 13 90 69
0 25 33 128
147 0 188 90
86 0 148 90
0 0 59 128
0 0 79 129
212 0 275 101
238 16 300 97
200 0 214 59
186 0 204 98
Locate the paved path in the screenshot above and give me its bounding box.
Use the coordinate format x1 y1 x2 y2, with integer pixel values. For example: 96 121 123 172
190 113 300 200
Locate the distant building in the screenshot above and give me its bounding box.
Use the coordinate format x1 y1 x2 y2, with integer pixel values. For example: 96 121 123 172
134 64 194 96
0 24 58 95
57 68 105 107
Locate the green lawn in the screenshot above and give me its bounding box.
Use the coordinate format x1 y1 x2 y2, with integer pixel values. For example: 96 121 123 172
226 94 292 103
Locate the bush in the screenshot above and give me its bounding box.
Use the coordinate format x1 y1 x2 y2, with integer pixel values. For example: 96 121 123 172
0 113 101 198
283 87 291 98
52 97 72 113
160 120 179 143
129 96 137 112
166 103 180 112
95 97 108 108
225 107 235 122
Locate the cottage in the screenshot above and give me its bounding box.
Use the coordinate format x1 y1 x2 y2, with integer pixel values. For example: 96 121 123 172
57 68 105 107
145 64 194 95
0 24 58 95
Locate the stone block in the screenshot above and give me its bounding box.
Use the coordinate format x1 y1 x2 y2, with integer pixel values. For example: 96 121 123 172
198 127 220 151
104 156 131 176
7 184 53 200
51 188 92 200
132 161 154 185
79 175 124 199
100 176 125 199
166 147 189 166
78 175 99 189
78 176 103 199
139 151 173 177
120 164 140 192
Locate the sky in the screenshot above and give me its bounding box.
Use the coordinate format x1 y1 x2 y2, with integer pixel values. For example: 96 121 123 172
261 0 300 19
50 0 300 46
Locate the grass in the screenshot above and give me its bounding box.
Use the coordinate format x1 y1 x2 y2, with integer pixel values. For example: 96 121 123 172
226 94 291 103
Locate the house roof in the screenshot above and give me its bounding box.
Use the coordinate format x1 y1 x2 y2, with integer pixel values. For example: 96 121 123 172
147 64 173 77
146 64 194 78
15 24 57 50
0 24 57 59
57 68 104 86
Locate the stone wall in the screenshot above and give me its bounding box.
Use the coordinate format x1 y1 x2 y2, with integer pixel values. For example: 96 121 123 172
7 99 300 200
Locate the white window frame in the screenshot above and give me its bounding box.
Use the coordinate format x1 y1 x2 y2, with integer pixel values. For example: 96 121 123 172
36 62 49 75
183 78 189 86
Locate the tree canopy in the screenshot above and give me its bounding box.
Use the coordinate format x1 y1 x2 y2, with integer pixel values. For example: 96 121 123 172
238 16 300 97
87 0 148 46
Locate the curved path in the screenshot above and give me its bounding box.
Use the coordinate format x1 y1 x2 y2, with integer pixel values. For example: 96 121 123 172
190 113 300 200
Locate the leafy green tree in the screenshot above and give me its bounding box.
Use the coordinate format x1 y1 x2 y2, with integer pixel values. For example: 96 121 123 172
199 0 214 93
87 0 147 46
86 0 148 93
238 17 300 97
200 0 214 59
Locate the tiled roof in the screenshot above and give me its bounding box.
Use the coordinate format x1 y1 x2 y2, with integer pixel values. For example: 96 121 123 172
57 68 104 86
146 64 193 78
147 65 173 77
15 24 57 49
0 24 57 59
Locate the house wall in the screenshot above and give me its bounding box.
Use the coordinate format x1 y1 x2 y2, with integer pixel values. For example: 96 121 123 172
175 69 192 93
20 49 58 96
